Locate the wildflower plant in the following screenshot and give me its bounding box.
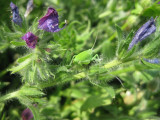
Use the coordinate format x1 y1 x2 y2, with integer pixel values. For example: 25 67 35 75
0 0 160 120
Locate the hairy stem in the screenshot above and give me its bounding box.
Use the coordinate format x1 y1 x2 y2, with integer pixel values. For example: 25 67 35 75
38 57 138 89
103 59 122 69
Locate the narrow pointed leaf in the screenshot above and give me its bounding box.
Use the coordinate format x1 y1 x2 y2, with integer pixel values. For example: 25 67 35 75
81 95 111 112
141 59 160 69
9 59 32 74
17 53 33 63
10 41 26 46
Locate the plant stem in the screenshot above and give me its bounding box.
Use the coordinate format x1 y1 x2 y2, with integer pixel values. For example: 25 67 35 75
103 59 122 69
39 58 136 89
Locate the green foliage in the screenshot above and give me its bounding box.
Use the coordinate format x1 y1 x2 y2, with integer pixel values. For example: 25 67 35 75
0 0 160 120
81 95 111 112
116 25 135 60
9 58 32 74
10 41 26 47
142 0 160 17
141 36 160 58
141 59 160 69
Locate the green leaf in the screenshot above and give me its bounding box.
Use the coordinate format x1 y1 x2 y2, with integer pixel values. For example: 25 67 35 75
17 53 33 63
116 25 134 59
0 103 5 115
19 86 44 97
1 113 6 120
76 20 94 50
10 41 26 46
141 59 160 69
31 17 39 33
56 66 69 73
0 91 19 103
102 41 115 59
99 11 111 18
105 86 115 98
28 105 41 120
142 37 160 58
9 59 32 74
107 0 117 11
81 95 111 112
123 30 134 50
121 45 136 60
131 3 143 15
142 1 160 17
18 95 33 106
116 25 123 42
116 24 123 56
0 82 10 89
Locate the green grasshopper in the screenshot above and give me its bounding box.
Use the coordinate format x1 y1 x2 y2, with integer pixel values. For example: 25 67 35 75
70 36 99 65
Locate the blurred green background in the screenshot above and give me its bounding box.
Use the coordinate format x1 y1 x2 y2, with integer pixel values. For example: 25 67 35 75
1 0 160 120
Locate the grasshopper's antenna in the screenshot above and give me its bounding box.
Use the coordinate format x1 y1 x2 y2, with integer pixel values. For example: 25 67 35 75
108 73 125 88
91 33 98 50
115 76 125 88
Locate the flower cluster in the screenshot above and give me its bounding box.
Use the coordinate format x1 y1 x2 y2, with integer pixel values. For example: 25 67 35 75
10 1 66 49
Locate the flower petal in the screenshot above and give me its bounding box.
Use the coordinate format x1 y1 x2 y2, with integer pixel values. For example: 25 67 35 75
22 108 33 120
144 58 160 64
22 32 38 49
128 17 156 50
10 2 22 26
38 7 66 32
24 0 34 17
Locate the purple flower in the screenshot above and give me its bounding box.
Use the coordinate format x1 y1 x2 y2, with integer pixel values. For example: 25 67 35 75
144 58 160 64
10 2 22 26
38 7 67 32
22 108 33 120
158 1 160 4
24 0 34 17
22 32 38 49
128 17 156 50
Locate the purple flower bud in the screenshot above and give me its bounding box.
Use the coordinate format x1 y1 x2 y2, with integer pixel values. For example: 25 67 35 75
38 7 67 32
10 2 22 26
22 32 38 49
22 108 33 120
24 0 34 17
144 58 160 64
128 17 156 50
